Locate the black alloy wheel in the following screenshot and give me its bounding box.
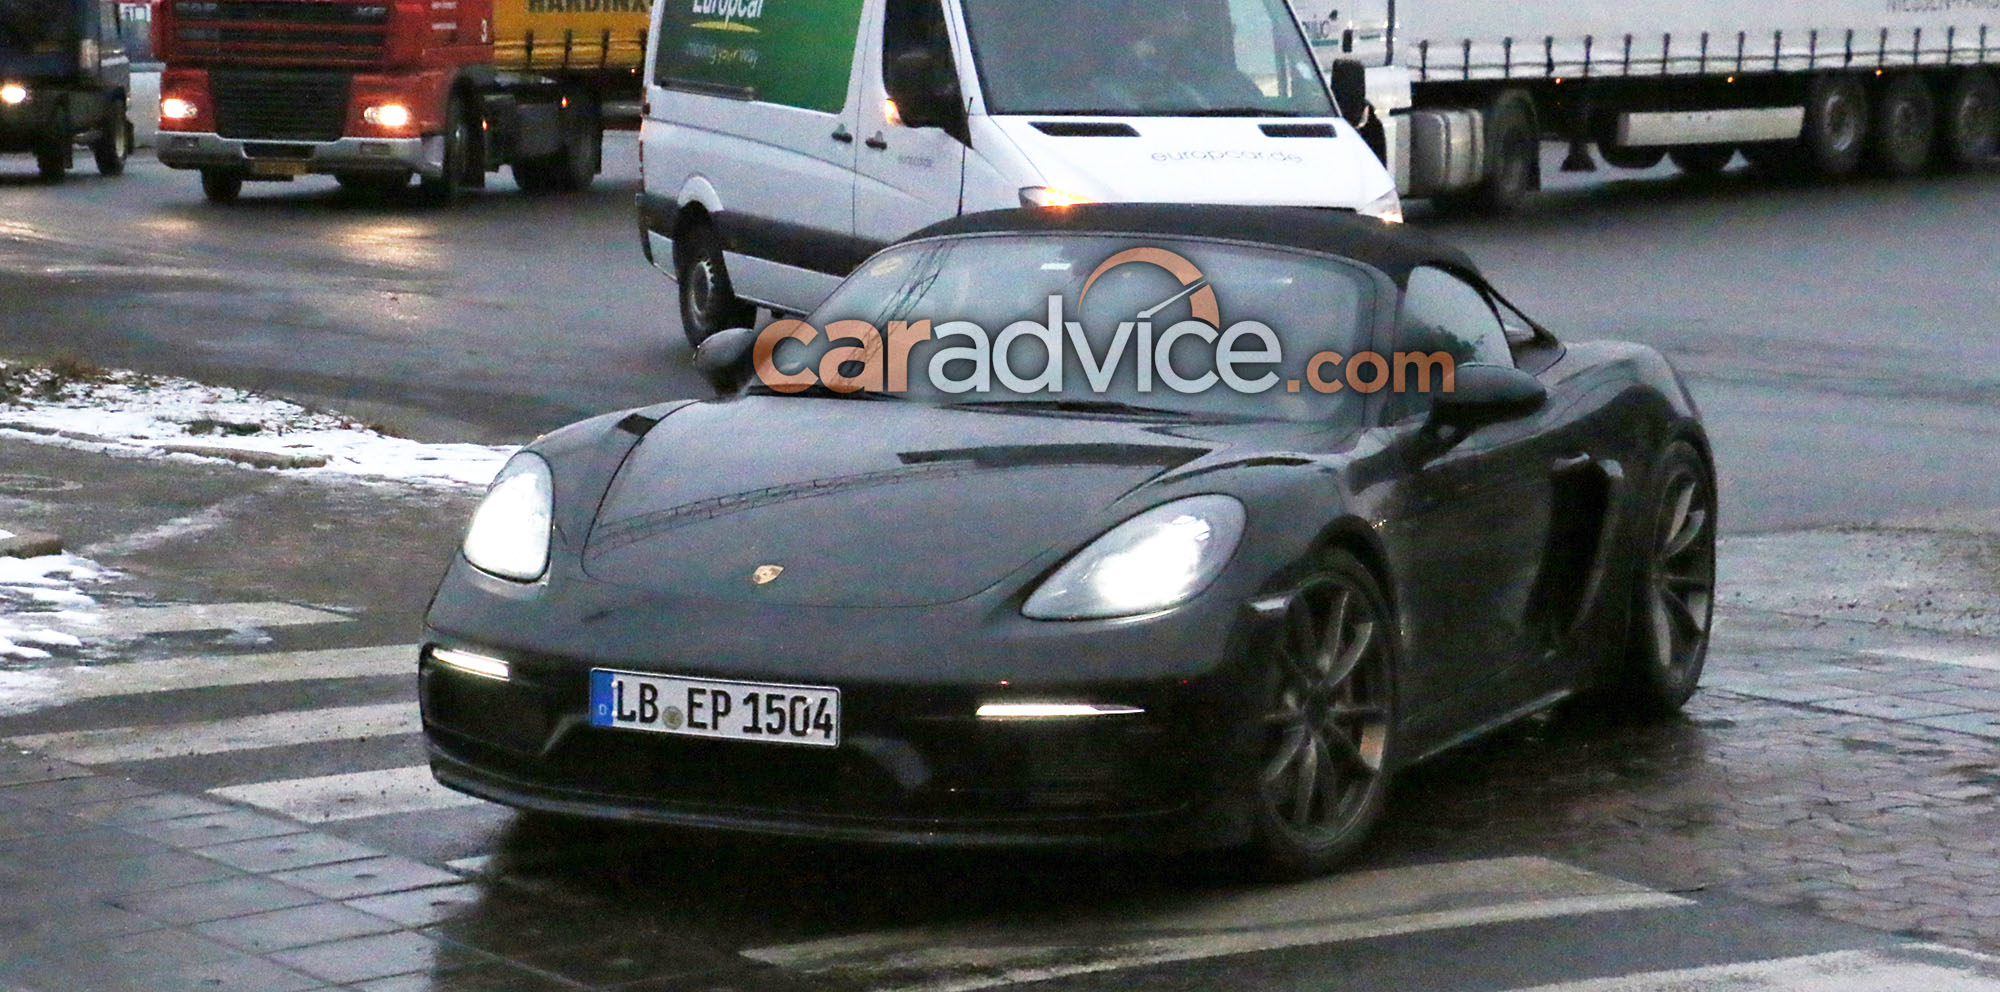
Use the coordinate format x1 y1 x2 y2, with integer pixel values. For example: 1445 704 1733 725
1251 550 1396 878
1617 440 1717 716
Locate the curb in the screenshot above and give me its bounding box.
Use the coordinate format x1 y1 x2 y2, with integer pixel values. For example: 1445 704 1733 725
1 424 330 471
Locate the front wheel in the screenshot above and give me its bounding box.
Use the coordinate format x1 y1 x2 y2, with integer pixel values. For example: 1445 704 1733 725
1611 440 1717 717
200 168 243 202
93 99 130 176
418 97 470 206
1248 550 1397 879
676 222 757 347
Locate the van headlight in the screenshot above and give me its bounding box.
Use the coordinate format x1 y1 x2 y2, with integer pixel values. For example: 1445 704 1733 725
1358 187 1404 224
1023 495 1245 620
461 453 553 582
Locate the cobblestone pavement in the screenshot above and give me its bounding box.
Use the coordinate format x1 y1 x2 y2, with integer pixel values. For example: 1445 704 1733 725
1378 604 2000 953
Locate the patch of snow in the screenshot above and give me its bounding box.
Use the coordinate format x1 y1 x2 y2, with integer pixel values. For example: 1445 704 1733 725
0 547 107 660
0 361 515 488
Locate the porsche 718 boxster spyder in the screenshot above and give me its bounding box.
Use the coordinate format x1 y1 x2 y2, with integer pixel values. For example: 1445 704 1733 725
420 204 1716 876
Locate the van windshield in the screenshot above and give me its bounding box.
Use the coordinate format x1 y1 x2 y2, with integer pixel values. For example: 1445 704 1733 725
958 0 1334 117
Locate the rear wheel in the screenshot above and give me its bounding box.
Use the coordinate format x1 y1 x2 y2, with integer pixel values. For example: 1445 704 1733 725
1938 68 1999 170
1802 73 1870 178
1869 72 1936 177
1610 440 1716 717
676 221 757 347
199 168 243 202
1668 144 1735 177
1248 550 1396 879
1474 91 1539 214
92 99 130 176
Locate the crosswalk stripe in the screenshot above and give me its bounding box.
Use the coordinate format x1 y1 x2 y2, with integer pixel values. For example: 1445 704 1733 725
745 856 1691 992
1498 945 2000 991
49 601 350 637
6 702 418 765
209 765 483 823
37 644 415 702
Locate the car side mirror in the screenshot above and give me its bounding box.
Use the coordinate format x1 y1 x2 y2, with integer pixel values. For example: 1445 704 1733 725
692 326 758 395
1426 363 1546 430
885 49 964 137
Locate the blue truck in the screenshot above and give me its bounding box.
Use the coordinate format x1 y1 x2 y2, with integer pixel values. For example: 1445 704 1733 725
0 0 132 180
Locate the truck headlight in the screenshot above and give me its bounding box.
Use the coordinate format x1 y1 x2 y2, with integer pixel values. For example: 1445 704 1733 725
461 453 553 582
0 84 26 106
362 103 412 129
160 97 198 120
1358 187 1404 224
1023 495 1245 620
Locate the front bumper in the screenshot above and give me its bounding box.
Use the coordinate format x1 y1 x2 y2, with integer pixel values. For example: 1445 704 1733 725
155 130 437 177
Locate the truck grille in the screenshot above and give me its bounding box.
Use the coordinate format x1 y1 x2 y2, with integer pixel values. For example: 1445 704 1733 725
171 0 388 65
210 69 352 142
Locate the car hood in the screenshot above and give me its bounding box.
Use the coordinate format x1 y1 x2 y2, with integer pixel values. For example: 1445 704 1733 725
580 396 1227 608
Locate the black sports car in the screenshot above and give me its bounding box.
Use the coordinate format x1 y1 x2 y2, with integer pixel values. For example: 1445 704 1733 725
421 204 1716 876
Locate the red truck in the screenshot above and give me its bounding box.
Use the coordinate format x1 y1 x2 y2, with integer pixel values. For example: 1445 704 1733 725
151 0 646 202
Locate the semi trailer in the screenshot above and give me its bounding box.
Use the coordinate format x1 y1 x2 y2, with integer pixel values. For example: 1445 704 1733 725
0 0 133 181
1300 1 2000 210
151 0 647 203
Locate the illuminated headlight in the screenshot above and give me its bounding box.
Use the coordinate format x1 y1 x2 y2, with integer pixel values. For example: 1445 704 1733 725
0 84 26 106
1019 185 1094 209
1358 187 1404 224
461 453 553 582
1022 495 1245 620
362 103 412 128
430 646 510 681
160 97 198 120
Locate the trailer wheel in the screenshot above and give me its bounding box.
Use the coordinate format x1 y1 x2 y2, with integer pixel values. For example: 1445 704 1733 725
1939 68 1999 170
676 221 757 348
1474 90 1540 214
515 90 601 193
1599 144 1666 170
200 168 244 202
92 98 130 176
1801 73 1869 178
419 96 471 206
1869 73 1936 177
1668 144 1735 178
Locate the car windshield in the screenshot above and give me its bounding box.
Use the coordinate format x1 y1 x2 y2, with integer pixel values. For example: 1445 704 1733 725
957 0 1334 117
772 233 1379 424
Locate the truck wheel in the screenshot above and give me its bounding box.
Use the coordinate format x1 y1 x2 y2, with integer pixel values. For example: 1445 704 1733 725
1599 144 1666 170
1668 144 1735 178
200 168 244 202
1869 73 1936 177
1474 90 1539 215
677 222 757 347
419 97 470 206
515 91 601 193
1938 69 1998 171
1800 73 1869 178
92 99 131 176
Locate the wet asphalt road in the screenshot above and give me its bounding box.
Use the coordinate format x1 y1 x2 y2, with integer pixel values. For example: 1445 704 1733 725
2 136 1998 532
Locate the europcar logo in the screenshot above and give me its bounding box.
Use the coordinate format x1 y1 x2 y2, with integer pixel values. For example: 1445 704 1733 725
690 0 763 31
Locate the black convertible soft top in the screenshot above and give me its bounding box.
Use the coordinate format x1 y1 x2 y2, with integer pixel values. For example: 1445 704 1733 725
906 204 1478 286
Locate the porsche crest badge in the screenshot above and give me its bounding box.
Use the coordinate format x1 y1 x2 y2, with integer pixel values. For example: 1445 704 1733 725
751 564 785 585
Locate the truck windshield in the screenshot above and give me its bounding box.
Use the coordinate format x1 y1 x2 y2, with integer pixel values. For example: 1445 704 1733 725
0 0 72 50
958 0 1334 117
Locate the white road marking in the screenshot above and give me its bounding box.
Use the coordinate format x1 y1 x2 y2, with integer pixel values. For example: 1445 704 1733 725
51 601 349 637
1866 645 2000 672
209 765 483 823
1499 945 2000 991
7 702 418 765
37 644 415 702
745 856 1691 992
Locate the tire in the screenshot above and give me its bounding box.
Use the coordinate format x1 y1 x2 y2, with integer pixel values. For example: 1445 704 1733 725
1668 144 1735 177
1247 549 1397 879
1609 440 1717 717
92 99 129 176
418 96 470 206
1938 68 1999 171
34 140 66 182
513 91 601 194
1474 90 1539 214
1599 144 1667 170
1869 72 1936 177
199 168 243 202
676 222 757 348
1801 73 1870 178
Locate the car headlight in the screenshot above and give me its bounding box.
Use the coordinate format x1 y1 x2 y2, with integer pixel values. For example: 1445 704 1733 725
461 453 553 582
1022 495 1246 620
1358 187 1403 224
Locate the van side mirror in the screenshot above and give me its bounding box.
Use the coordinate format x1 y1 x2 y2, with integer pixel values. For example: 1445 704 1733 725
885 49 965 139
692 326 759 395
1425 363 1546 430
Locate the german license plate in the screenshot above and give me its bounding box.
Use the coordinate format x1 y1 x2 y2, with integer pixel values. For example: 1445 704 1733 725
249 160 307 176
588 669 840 747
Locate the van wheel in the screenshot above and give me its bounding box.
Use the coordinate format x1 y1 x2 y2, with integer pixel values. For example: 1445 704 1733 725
93 99 130 176
200 168 243 202
1669 144 1735 177
677 223 757 348
1939 69 2000 170
1869 73 1936 177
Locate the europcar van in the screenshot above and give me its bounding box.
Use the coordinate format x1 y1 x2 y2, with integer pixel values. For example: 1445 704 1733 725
639 0 1402 344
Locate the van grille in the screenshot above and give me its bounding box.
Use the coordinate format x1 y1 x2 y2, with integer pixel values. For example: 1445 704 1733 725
210 69 352 142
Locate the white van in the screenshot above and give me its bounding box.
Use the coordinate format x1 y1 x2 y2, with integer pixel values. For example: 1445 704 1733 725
639 0 1402 344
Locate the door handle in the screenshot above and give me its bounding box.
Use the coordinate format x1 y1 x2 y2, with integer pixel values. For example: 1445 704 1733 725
864 132 889 150
831 126 854 144
1551 452 1593 472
